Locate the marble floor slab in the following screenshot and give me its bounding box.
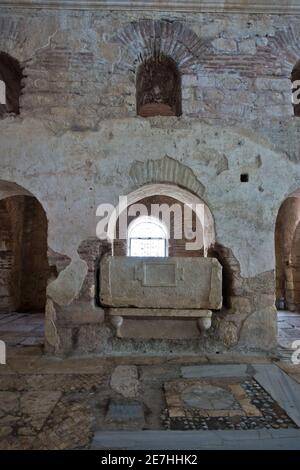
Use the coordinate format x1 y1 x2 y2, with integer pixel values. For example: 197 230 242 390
181 364 251 378
91 429 300 450
253 364 300 427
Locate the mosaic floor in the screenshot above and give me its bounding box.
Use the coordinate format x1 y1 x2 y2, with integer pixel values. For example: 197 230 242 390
161 377 297 430
0 312 300 448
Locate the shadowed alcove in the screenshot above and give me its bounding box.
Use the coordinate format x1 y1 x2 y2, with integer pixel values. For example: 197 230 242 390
136 55 182 117
0 51 23 118
0 182 49 313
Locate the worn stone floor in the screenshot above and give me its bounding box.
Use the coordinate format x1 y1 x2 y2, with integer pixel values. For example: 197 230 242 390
0 313 44 349
1 310 300 353
0 311 300 450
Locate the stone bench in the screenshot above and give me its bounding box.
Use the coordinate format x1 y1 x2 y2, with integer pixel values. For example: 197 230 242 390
109 308 213 338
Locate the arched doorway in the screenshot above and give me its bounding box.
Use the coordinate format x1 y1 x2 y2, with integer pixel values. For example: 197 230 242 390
275 193 300 312
275 191 300 354
0 181 49 347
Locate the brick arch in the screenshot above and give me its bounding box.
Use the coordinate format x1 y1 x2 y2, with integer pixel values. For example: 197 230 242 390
115 19 205 73
0 17 27 64
129 155 205 199
268 25 300 76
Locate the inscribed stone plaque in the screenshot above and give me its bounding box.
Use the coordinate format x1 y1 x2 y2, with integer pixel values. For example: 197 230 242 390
143 262 177 286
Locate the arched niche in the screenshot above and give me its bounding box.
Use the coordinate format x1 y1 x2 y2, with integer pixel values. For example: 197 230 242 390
107 183 215 257
136 55 182 117
0 51 23 118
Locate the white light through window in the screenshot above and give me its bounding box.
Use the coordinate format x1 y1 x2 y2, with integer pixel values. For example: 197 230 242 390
128 216 168 257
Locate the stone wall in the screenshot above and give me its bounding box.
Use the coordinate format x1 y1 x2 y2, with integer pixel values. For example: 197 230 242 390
0 9 299 158
1 5 300 354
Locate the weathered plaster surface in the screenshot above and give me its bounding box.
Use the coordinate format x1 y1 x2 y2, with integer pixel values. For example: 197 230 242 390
0 117 299 278
1 7 300 353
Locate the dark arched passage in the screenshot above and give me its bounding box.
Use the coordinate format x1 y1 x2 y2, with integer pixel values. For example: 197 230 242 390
0 192 49 313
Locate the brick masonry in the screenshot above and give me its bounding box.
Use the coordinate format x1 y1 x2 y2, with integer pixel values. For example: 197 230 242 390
0 6 299 354
0 11 299 157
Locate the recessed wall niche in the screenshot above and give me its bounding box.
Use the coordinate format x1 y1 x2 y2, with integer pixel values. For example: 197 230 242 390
136 55 182 117
0 52 23 118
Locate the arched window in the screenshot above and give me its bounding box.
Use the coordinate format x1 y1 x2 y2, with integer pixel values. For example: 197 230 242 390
127 216 168 257
291 61 300 117
0 52 23 118
136 55 181 117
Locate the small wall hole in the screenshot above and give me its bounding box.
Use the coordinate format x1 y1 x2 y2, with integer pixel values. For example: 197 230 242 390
240 173 249 183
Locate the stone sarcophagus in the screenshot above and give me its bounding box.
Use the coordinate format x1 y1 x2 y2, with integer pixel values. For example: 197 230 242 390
99 256 222 339
100 256 222 310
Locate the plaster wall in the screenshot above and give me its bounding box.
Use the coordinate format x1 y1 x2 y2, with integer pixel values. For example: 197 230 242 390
1 5 300 353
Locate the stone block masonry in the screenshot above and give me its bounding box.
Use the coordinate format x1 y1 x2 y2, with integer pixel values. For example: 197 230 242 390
0 5 299 354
